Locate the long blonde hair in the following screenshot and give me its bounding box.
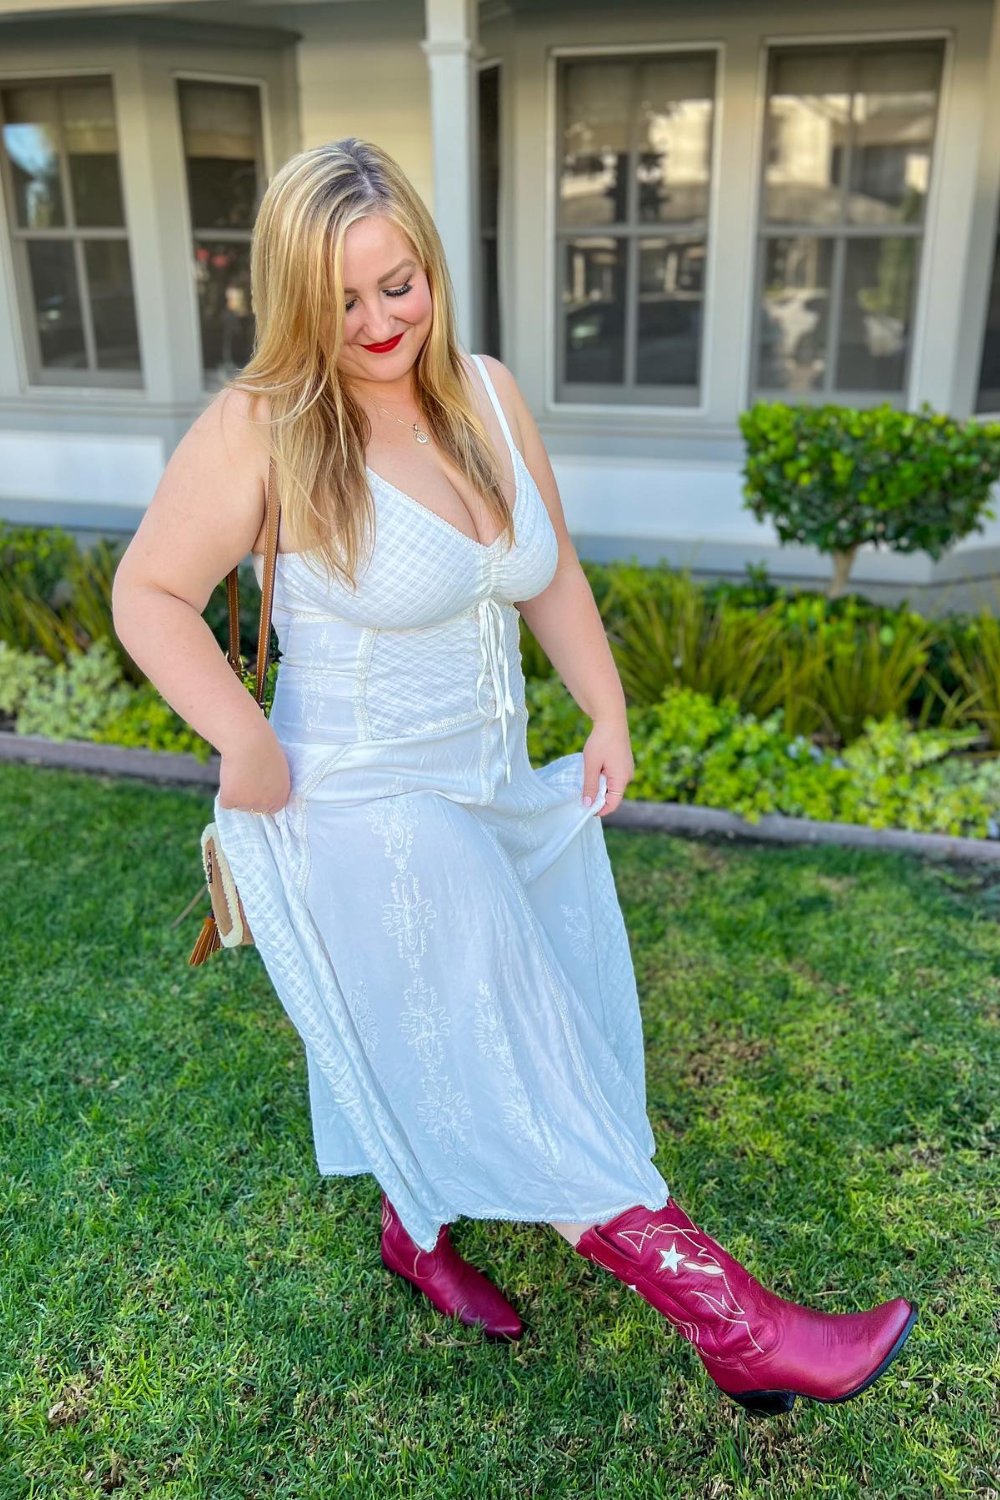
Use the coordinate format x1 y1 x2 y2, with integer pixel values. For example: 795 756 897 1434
233 137 510 590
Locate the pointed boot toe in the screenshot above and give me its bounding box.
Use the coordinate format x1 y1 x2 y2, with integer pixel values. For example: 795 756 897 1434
379 1193 524 1341
575 1198 918 1414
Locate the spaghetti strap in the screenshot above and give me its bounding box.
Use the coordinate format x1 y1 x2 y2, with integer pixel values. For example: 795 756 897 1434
470 353 518 464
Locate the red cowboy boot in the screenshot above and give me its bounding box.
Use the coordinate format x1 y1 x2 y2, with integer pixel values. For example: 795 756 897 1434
379 1192 524 1341
574 1197 918 1415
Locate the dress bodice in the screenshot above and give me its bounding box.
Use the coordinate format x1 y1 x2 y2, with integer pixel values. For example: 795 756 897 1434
248 355 559 782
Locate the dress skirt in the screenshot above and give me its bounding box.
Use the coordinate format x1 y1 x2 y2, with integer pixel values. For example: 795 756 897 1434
212 710 671 1252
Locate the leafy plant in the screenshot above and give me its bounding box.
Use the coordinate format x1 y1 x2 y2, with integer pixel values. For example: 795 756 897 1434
739 401 1000 596
94 684 215 760
8 638 132 741
948 603 1000 750
525 675 1000 839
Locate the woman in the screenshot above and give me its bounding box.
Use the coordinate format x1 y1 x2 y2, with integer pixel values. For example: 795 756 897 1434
112 138 917 1416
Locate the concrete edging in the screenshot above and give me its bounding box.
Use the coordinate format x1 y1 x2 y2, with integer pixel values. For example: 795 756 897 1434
1 729 998 864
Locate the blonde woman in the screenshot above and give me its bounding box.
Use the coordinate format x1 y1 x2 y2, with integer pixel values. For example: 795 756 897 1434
112 138 917 1416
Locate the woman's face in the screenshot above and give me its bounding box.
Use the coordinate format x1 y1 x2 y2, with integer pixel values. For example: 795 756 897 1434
334 213 433 388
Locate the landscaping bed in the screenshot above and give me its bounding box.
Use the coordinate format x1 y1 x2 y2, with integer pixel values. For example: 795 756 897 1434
3 508 1000 843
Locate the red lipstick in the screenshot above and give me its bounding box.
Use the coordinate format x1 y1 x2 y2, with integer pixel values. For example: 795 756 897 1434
361 331 405 354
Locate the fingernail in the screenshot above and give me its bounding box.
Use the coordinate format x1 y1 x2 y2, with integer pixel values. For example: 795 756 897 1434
582 795 592 807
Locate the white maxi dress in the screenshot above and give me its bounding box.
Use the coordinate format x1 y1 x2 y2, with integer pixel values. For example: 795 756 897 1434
212 354 670 1251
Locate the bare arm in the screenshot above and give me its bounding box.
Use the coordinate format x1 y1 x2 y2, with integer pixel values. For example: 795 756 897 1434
111 388 288 809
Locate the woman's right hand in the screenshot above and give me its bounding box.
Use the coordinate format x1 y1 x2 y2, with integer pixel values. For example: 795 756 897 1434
218 727 292 816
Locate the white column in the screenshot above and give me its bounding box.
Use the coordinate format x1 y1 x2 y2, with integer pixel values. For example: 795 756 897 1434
422 0 479 349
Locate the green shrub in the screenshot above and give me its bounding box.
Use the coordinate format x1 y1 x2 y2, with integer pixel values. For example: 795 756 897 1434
0 522 269 691
593 563 964 743
8 638 131 740
93 684 215 760
525 675 1000 839
739 402 1000 596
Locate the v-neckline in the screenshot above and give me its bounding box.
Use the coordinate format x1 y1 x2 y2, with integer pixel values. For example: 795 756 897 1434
365 445 525 555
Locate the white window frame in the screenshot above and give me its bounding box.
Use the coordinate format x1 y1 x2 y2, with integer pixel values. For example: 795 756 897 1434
0 67 142 391
546 40 723 418
748 29 950 410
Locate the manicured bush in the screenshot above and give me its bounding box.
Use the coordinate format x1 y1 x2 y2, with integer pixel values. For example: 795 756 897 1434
739 402 1000 596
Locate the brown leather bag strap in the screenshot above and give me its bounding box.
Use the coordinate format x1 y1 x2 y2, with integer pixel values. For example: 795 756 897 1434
224 455 279 710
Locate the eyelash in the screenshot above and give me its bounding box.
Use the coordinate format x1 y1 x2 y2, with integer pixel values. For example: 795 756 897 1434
345 281 412 314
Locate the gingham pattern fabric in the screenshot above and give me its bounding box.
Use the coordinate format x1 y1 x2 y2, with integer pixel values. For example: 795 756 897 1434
218 354 670 1251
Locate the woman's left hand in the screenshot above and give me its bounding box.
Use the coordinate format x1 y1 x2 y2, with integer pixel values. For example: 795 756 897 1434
581 716 634 818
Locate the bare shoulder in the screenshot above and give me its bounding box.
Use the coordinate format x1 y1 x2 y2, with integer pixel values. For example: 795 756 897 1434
112 383 272 617
193 384 272 460
466 353 528 450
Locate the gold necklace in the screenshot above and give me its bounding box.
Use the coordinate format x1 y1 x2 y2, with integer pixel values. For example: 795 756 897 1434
375 402 430 445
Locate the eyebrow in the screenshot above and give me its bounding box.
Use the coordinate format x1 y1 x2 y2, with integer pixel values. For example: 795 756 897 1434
343 258 416 295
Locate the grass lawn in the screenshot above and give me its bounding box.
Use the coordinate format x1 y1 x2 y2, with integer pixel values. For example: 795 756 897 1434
0 761 996 1499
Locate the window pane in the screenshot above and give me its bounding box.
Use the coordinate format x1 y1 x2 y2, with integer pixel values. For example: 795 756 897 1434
84 239 139 370
757 236 834 391
178 82 263 232
194 240 254 385
2 87 65 228
61 82 125 228
836 236 915 391
847 47 940 227
559 61 632 226
563 236 626 383
764 52 851 225
636 237 704 385
635 55 715 225
976 233 1000 413
26 239 85 368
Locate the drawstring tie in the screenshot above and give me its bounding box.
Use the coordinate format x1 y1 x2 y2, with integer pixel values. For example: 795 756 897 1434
475 598 516 783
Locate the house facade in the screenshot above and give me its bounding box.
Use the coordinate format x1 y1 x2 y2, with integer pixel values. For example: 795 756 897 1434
1 0 1000 606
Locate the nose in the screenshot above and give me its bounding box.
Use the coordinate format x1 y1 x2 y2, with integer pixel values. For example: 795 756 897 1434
360 306 398 343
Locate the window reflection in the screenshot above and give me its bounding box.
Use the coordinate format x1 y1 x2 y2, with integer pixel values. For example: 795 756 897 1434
557 52 717 402
178 80 264 388
756 41 942 399
636 237 704 386
564 237 626 384
634 56 714 226
975 216 1000 414
757 237 833 392
559 62 631 227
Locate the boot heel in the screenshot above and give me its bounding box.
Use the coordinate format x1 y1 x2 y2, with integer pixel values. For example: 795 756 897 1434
725 1389 797 1417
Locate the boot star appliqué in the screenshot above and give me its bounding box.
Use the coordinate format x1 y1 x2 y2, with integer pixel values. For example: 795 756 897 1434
574 1199 918 1415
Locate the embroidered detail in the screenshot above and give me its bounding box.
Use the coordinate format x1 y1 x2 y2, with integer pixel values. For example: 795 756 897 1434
353 626 377 741
347 977 379 1055
366 791 420 871
560 903 595 963
472 979 563 1168
380 870 436 970
615 1219 767 1355
399 975 449 1066
400 975 472 1159
416 1073 473 1156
